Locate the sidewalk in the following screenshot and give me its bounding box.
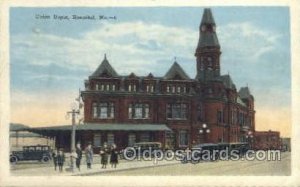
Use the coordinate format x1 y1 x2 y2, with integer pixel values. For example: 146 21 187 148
11 159 181 176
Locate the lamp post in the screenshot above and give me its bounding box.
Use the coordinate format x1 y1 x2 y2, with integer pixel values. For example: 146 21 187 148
245 131 253 149
65 89 83 172
199 123 210 144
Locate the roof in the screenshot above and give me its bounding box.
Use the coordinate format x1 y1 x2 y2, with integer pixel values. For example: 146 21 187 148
10 132 42 138
239 87 252 99
197 8 220 48
201 8 216 25
237 96 246 107
10 123 30 131
30 123 172 132
216 75 236 90
164 62 190 80
91 54 118 77
197 32 220 48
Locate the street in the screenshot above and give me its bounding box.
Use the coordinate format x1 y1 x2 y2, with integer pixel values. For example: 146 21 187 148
95 152 291 176
10 152 290 176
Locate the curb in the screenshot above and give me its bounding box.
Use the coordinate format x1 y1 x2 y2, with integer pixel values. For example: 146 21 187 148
73 161 181 176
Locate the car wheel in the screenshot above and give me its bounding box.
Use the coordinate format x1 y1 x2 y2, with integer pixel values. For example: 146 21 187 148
42 156 50 163
10 156 18 164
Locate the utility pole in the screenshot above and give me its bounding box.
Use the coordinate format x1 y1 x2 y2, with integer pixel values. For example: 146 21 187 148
66 89 83 172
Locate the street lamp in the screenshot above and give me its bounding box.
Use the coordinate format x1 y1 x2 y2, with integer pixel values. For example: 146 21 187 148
65 89 83 172
199 123 210 144
245 131 254 149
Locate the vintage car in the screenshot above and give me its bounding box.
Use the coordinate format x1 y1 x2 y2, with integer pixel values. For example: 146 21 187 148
10 145 52 164
181 143 220 164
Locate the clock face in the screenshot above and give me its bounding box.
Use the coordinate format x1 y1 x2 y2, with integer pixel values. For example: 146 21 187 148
201 25 206 32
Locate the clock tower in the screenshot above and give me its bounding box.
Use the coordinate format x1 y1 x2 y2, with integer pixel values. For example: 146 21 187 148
195 8 221 81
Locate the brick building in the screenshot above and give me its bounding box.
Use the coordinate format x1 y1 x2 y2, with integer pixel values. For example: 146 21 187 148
80 8 256 150
253 130 281 150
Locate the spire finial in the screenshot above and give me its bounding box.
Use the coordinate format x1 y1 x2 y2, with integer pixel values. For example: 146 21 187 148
104 53 107 60
228 71 230 75
174 56 177 62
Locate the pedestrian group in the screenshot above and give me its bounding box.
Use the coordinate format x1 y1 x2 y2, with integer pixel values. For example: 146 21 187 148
51 142 119 172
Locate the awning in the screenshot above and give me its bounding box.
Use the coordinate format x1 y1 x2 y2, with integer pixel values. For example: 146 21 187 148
10 123 30 131
30 123 172 133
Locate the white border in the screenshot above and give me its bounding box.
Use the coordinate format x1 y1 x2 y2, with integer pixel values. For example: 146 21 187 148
1 0 299 186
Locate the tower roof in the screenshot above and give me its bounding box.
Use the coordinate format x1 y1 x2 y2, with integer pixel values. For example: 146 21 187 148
239 87 252 99
91 54 118 77
216 75 236 90
164 61 190 80
196 8 220 48
201 8 216 25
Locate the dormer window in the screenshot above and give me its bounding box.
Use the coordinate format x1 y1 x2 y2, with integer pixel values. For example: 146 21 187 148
172 86 176 93
146 85 154 93
128 84 136 92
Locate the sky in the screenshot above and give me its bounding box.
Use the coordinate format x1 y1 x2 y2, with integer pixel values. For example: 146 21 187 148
10 7 291 137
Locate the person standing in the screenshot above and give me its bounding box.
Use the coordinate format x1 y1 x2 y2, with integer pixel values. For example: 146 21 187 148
57 149 65 172
110 144 118 168
75 143 82 171
52 149 58 171
100 143 109 169
85 143 93 169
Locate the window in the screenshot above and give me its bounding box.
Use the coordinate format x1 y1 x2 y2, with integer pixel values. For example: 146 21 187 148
166 103 187 119
177 86 181 93
92 102 114 119
93 134 101 147
140 132 150 142
128 103 150 119
146 84 154 92
101 84 105 91
128 84 137 92
112 84 116 91
217 110 223 123
106 84 110 91
128 134 136 146
172 86 176 93
183 86 186 93
146 85 154 93
95 84 99 90
107 133 114 145
231 111 234 124
197 105 202 121
166 86 170 93
179 130 188 146
93 103 98 118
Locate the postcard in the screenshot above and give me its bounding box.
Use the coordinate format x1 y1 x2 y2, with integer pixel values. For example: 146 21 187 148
0 0 299 186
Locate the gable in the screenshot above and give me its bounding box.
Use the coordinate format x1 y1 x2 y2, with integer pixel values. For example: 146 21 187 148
164 62 190 80
91 58 118 77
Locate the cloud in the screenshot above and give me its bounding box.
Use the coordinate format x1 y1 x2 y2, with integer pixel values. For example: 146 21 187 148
10 20 290 133
219 22 282 62
11 21 198 79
